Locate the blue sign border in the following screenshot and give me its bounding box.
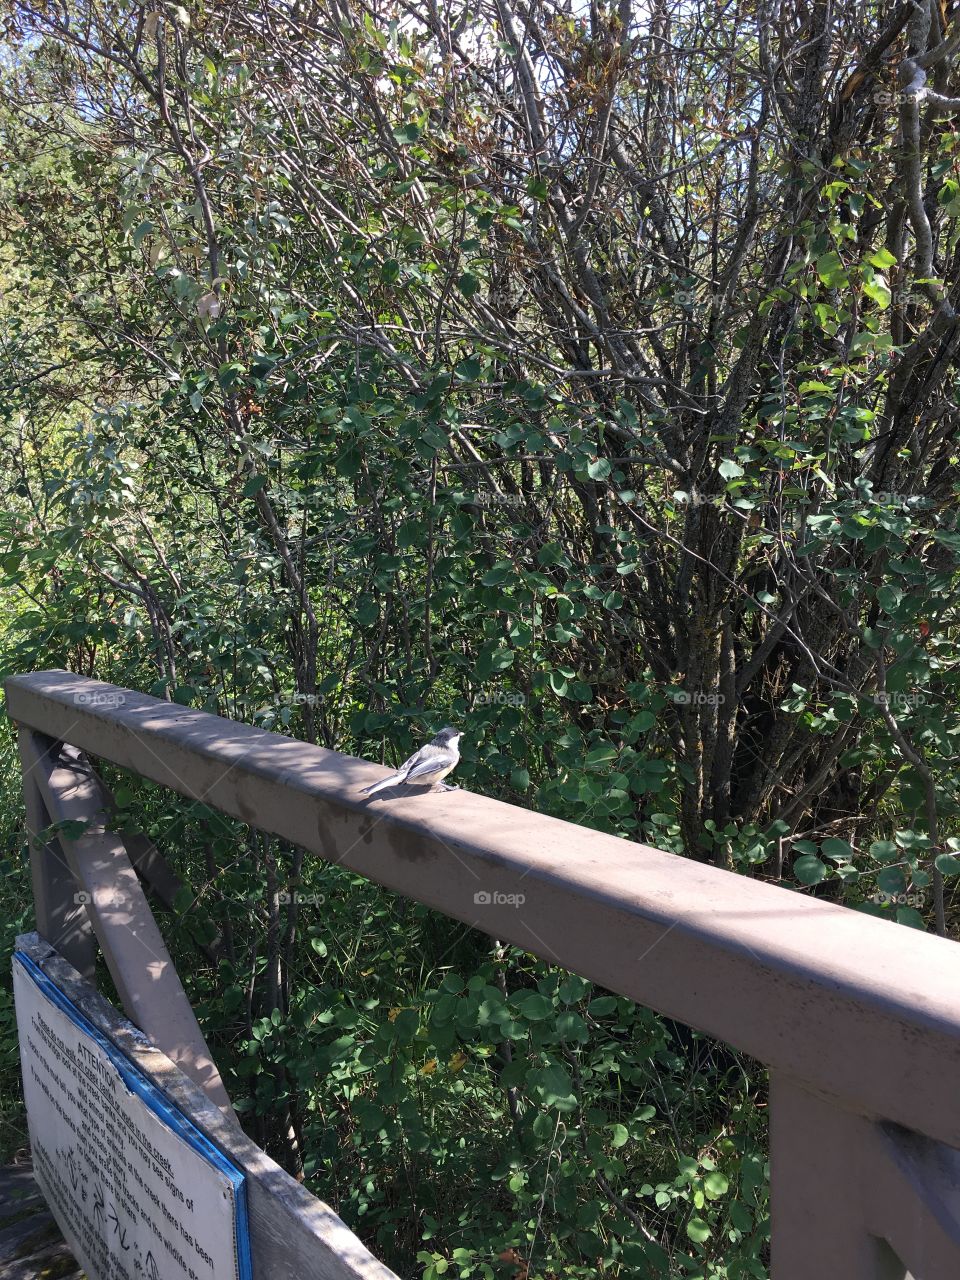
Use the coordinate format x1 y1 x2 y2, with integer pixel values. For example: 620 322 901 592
14 949 253 1280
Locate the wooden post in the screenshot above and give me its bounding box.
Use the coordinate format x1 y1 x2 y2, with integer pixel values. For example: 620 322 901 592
770 1077 907 1280
17 726 96 981
18 729 238 1125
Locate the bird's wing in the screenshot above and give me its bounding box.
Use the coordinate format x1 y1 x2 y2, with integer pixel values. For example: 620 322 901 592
394 746 426 777
360 744 430 794
403 747 451 782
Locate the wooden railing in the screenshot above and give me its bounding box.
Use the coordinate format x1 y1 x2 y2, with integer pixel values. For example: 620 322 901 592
6 669 960 1280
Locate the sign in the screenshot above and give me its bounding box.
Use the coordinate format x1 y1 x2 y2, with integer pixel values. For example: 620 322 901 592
13 951 252 1280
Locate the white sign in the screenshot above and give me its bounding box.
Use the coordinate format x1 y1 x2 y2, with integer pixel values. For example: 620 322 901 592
13 952 252 1280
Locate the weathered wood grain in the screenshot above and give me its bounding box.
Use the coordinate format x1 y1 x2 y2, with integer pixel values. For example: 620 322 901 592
17 727 96 982
18 730 235 1120
7 669 960 1151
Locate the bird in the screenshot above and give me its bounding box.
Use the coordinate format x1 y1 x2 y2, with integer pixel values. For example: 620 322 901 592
360 727 463 797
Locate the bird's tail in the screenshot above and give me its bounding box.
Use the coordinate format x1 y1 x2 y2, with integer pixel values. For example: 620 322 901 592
361 771 404 796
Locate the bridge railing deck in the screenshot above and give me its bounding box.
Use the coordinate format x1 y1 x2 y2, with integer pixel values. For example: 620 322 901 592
6 669 960 1280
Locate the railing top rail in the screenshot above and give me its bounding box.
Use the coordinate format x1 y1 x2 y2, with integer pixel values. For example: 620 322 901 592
8 670 960 1147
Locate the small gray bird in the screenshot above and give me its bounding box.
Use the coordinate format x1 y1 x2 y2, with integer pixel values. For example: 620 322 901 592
361 727 463 796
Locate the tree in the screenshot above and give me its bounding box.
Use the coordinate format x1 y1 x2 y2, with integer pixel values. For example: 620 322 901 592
5 3 960 1275
3 0 959 922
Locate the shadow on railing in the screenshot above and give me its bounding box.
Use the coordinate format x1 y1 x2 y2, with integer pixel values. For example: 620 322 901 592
6 669 960 1280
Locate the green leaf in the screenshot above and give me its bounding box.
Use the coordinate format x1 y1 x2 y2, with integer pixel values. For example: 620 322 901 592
703 1171 729 1199
935 853 960 877
870 840 899 864
821 837 853 862
877 866 906 896
587 457 611 480
455 356 482 381
558 974 591 1003
863 274 891 309
356 598 378 626
896 906 926 930
481 562 512 586
718 458 744 480
515 992 553 1021
729 1200 753 1232
686 1217 711 1243
457 272 481 298
173 885 195 915
243 474 267 497
251 354 277 379
528 1063 577 1110
868 247 898 269
794 854 828 885
555 1010 588 1042
816 251 848 287
608 1123 629 1148
217 360 246 388
393 122 422 145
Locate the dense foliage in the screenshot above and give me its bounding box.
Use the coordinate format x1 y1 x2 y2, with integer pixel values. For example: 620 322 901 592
1 0 960 1275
